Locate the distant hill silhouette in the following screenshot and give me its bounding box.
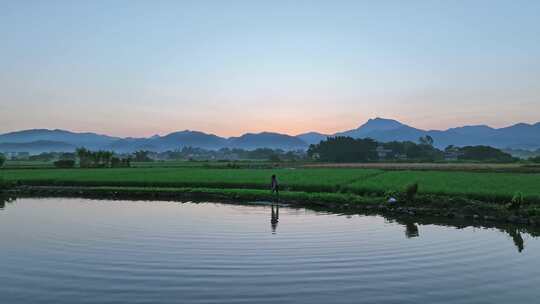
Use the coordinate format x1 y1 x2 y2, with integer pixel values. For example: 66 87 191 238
329 118 540 150
296 132 330 145
228 132 307 150
0 129 118 150
1 117 539 153
0 140 76 154
109 131 227 152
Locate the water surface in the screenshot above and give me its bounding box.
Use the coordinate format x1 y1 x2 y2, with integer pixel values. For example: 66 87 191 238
1 198 539 303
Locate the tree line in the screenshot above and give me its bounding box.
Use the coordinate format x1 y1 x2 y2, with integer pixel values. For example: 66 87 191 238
52 148 152 168
74 148 131 168
142 147 306 162
1 140 538 169
307 136 518 163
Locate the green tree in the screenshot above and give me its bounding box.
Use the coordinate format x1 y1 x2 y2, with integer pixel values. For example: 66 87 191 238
76 147 92 168
269 153 281 162
133 150 152 162
53 159 75 168
308 136 378 162
0 153 5 168
103 151 113 167
458 146 515 162
76 148 114 167
529 156 540 163
419 135 434 146
382 140 443 161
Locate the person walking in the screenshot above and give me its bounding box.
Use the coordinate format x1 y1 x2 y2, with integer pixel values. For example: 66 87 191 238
270 174 279 198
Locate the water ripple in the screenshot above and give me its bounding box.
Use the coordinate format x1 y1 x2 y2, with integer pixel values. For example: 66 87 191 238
0 198 539 304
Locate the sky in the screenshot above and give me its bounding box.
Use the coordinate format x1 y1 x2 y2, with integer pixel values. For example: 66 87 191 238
1 0 540 137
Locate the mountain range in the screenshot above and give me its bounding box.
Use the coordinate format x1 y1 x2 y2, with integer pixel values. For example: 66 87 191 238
1 118 539 154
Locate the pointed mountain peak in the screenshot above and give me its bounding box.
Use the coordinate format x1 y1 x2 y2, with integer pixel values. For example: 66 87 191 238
359 117 407 131
333 117 415 139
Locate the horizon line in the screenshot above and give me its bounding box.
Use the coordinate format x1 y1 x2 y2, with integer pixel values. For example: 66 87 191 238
1 117 540 139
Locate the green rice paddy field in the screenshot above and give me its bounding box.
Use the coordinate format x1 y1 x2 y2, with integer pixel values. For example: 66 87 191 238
2 167 540 203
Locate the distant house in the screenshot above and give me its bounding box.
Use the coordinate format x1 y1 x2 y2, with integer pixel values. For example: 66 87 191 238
5 152 30 160
395 153 407 160
311 153 320 160
376 146 392 159
444 147 463 161
220 153 240 161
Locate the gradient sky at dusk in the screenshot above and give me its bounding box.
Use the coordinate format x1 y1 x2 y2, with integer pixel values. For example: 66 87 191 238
1 0 539 137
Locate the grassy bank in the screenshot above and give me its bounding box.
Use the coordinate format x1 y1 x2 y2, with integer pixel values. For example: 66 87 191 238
2 167 540 203
9 185 540 226
12 186 381 205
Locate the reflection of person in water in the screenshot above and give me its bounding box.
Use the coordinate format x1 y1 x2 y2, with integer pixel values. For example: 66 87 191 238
507 227 524 252
405 222 419 238
271 204 279 233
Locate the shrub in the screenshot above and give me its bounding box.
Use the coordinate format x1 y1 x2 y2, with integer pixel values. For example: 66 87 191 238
384 189 399 200
226 162 240 169
0 177 14 190
404 183 419 202
509 191 524 211
111 157 121 168
530 156 540 163
53 159 75 168
269 154 281 163
0 153 5 168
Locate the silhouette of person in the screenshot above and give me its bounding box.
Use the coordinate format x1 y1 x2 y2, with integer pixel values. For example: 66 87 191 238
271 204 279 233
271 174 279 199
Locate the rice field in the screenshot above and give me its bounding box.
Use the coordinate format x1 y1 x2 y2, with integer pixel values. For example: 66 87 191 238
0 167 381 192
2 160 54 169
2 167 540 202
345 170 540 202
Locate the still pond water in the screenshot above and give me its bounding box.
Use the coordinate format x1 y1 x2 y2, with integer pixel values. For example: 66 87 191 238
1 198 540 304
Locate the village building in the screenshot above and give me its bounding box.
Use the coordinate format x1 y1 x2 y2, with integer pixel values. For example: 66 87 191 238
376 146 393 159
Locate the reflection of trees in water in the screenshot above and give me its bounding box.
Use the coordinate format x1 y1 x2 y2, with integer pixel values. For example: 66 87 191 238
271 205 279 234
400 218 528 252
405 222 419 238
0 195 15 210
377 213 535 253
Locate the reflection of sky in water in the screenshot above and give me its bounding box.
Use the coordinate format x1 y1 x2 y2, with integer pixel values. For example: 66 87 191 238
1 198 539 303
